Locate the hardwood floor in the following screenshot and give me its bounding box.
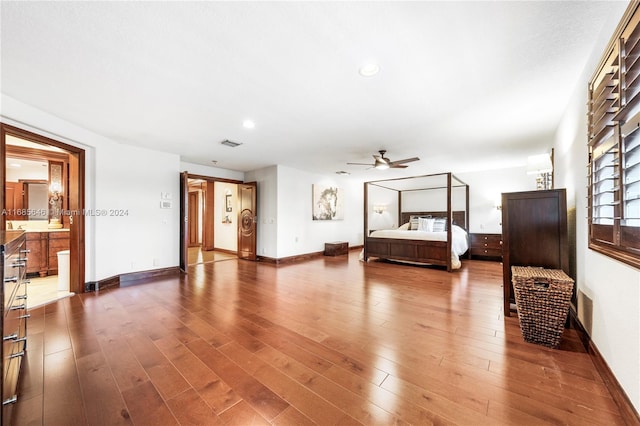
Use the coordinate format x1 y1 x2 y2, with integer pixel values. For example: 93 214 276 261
9 253 626 425
188 247 236 266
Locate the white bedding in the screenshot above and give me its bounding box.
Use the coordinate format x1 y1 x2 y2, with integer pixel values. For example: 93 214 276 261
369 224 469 257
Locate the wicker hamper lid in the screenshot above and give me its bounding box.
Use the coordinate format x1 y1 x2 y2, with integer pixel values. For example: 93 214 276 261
511 266 573 283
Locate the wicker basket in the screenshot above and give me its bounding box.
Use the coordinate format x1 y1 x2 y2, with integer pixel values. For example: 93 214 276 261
511 266 574 348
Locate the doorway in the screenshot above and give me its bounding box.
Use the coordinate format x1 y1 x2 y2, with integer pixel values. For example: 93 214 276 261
179 173 255 271
1 124 85 301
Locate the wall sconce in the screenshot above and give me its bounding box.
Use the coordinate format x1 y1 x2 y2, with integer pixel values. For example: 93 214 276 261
495 198 502 210
527 153 553 190
50 182 62 196
48 182 63 229
373 204 387 214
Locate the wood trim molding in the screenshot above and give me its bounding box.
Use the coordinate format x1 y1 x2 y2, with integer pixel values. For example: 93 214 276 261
85 266 181 291
258 245 362 265
570 308 640 424
2 122 85 294
213 248 237 255
186 173 243 184
258 251 324 265
6 145 70 163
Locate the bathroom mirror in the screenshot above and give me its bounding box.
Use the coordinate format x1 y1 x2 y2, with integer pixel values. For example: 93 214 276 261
25 182 49 220
5 156 49 224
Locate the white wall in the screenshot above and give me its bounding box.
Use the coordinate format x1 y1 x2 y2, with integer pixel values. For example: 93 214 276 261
247 165 364 259
276 165 363 258
214 181 238 251
95 144 179 278
2 94 181 282
554 1 639 413
367 184 398 231
456 166 534 234
245 165 278 258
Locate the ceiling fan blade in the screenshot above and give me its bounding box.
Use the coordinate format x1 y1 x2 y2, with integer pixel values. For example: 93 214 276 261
390 164 408 168
347 162 375 166
389 157 420 166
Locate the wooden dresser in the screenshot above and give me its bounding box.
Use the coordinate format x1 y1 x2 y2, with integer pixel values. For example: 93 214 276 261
469 233 502 260
1 231 28 424
501 189 569 317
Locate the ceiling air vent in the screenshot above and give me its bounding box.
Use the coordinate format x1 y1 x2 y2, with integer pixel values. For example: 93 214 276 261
221 139 242 148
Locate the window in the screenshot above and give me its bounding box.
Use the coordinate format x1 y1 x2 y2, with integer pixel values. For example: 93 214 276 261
588 2 640 268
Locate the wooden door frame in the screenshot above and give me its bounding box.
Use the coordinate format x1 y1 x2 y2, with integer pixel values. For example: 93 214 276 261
179 173 246 271
187 190 200 247
202 181 215 251
1 123 85 294
179 171 188 272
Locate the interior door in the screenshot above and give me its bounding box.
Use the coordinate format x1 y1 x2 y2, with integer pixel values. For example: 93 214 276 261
237 182 257 260
188 191 199 247
179 171 188 272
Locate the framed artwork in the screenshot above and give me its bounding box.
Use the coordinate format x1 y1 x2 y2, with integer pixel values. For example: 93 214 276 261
312 184 344 220
225 193 232 212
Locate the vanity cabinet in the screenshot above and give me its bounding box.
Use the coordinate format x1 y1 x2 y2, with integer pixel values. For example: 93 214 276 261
1 231 28 424
25 232 46 276
25 231 69 277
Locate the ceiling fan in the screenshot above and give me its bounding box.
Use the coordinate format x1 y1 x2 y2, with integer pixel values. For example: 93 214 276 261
347 150 420 170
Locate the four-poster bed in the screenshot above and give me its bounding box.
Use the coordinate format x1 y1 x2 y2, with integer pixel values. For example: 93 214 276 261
363 172 469 272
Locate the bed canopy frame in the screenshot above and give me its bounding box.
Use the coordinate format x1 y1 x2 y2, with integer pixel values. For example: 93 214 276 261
363 172 469 272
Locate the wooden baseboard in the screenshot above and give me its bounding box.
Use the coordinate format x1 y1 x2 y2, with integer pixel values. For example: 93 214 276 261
85 266 181 291
258 245 362 265
258 251 324 265
209 248 237 256
570 308 640 424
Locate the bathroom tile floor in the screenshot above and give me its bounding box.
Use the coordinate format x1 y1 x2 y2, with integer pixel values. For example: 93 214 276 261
26 275 74 310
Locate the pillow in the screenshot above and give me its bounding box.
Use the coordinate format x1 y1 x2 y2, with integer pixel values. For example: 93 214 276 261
410 216 420 230
398 222 411 230
432 217 447 232
417 217 435 232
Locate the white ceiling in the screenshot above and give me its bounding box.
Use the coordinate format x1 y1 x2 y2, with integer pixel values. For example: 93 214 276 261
0 1 628 180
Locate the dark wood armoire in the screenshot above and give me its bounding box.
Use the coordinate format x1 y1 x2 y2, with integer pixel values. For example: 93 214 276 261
501 189 569 316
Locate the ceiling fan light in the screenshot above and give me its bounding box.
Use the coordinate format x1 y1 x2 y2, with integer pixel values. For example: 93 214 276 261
374 160 389 170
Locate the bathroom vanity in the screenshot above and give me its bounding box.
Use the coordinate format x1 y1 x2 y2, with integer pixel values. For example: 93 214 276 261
25 229 70 277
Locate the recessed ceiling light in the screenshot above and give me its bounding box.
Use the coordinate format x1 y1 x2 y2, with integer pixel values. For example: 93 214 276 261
336 171 350 175
359 63 380 77
9 163 20 168
242 120 255 129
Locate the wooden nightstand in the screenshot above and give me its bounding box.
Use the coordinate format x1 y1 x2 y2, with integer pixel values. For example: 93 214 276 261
469 233 502 260
324 241 348 256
